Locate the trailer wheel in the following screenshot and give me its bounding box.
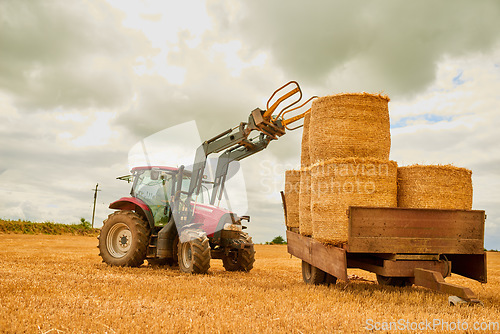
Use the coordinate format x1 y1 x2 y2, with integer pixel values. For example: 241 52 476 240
302 261 326 285
178 231 211 274
376 274 413 287
222 233 256 272
324 273 338 285
98 211 150 267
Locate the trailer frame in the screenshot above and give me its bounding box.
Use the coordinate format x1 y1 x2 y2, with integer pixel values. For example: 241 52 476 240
286 206 487 304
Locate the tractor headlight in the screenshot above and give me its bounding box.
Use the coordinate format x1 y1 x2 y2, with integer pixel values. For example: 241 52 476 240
223 223 242 232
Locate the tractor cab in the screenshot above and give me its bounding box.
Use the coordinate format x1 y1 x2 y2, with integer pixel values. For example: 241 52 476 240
130 166 177 226
124 166 211 226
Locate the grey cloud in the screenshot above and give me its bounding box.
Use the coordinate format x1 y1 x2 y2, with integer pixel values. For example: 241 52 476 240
470 159 500 176
243 174 288 242
479 201 500 250
0 128 132 226
208 0 500 96
0 0 149 110
115 47 285 140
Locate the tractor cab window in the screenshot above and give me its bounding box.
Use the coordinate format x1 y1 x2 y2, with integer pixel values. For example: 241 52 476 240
180 173 211 205
194 180 212 205
133 170 173 206
132 169 176 225
132 168 212 211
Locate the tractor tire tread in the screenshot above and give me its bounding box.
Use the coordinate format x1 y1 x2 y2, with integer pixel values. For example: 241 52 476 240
222 233 255 272
192 237 211 273
178 231 211 274
98 210 150 267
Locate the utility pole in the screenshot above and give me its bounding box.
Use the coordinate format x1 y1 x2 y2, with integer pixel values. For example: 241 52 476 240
91 183 101 228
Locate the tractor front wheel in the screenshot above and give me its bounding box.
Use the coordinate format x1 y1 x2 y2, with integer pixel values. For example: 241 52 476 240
222 233 255 272
178 231 211 274
98 211 150 267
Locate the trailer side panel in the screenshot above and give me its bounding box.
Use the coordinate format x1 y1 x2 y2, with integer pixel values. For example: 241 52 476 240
348 207 485 254
287 231 348 281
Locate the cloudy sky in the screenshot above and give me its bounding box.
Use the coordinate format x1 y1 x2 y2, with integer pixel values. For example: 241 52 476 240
1 0 499 248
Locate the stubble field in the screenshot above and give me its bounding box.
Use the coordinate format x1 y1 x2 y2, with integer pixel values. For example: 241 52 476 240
0 234 499 333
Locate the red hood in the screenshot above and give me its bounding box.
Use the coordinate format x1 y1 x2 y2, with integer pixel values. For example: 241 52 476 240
192 203 233 236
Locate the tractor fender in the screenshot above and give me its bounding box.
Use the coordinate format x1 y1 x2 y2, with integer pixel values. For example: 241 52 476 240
109 197 155 228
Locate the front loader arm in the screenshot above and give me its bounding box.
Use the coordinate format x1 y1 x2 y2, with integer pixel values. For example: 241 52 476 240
174 81 316 226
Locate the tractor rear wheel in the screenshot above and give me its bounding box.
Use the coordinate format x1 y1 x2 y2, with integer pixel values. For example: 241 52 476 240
222 233 255 272
98 211 150 267
178 230 211 274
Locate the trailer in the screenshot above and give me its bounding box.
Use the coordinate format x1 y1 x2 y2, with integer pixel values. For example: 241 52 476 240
286 206 487 305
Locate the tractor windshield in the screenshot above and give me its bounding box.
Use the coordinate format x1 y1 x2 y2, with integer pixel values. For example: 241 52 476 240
132 169 175 225
178 174 211 205
133 170 173 204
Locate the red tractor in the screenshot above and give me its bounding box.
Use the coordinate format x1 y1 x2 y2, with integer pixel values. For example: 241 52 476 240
98 82 315 274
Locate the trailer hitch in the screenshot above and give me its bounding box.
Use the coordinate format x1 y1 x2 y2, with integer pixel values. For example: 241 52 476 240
414 268 483 306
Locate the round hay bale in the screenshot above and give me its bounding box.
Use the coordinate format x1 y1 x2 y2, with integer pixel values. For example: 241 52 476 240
300 112 311 168
284 170 301 228
311 158 397 245
397 165 472 210
299 167 313 236
309 93 391 163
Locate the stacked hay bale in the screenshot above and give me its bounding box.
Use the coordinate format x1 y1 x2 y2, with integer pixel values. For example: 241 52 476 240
311 158 397 243
397 164 473 210
284 170 300 229
300 112 312 166
298 168 313 235
309 93 391 163
308 93 397 245
285 91 475 245
299 113 313 235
